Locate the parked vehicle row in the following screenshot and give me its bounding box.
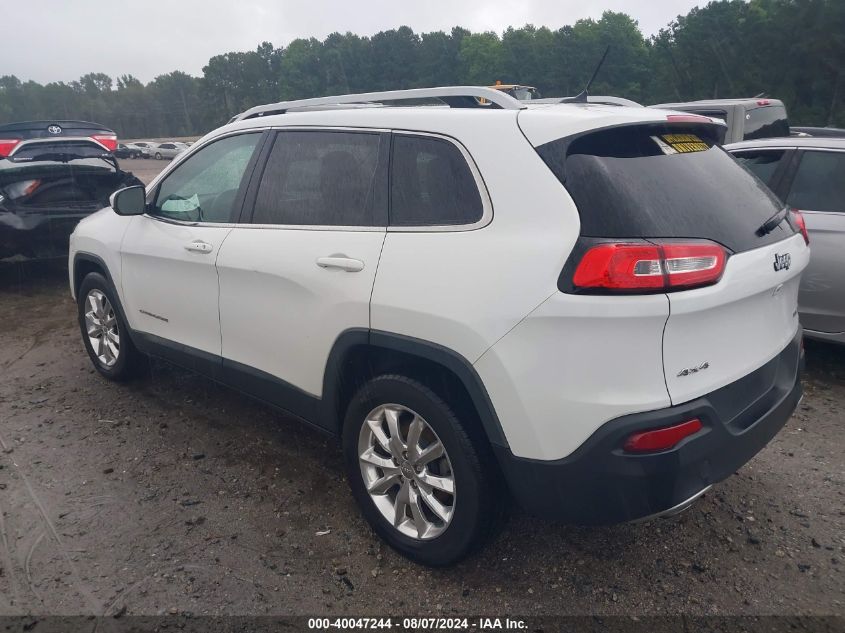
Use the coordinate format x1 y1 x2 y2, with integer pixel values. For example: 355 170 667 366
69 87 807 566
115 140 190 160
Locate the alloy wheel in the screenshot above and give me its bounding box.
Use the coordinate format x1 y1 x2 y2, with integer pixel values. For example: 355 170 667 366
84 289 120 367
358 404 456 540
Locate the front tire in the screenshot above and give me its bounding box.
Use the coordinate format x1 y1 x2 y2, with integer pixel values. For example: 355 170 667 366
154 152 162 160
342 374 501 566
77 272 143 381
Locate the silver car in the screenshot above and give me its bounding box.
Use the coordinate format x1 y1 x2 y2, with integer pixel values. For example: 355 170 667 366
150 142 189 160
728 137 845 344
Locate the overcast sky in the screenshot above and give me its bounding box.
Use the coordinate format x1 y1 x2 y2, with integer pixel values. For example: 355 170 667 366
5 0 703 84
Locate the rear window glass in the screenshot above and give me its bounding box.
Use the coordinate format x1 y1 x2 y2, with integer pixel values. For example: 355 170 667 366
390 135 483 226
536 124 796 253
786 151 845 212
744 105 789 140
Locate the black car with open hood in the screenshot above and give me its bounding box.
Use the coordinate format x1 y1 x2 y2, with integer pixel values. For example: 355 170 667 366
0 120 143 260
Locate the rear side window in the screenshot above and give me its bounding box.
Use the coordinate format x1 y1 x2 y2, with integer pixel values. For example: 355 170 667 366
252 130 383 227
743 105 789 140
390 134 483 226
732 150 786 187
786 151 845 212
536 124 795 253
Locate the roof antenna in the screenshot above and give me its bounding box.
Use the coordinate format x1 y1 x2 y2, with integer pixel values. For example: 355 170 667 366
561 45 610 103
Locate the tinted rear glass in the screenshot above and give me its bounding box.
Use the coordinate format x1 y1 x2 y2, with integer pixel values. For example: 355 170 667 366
744 105 789 140
536 124 796 253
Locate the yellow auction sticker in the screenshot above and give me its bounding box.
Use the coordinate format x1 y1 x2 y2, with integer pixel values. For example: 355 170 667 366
653 133 710 154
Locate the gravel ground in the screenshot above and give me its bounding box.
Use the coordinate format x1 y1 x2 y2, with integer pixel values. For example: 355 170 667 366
0 263 842 618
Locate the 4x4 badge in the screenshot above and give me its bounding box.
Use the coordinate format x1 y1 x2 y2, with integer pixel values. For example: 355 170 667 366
677 362 709 377
773 252 791 271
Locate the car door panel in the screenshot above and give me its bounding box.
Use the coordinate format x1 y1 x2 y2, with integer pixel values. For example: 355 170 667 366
216 129 388 403
782 149 845 334
217 228 385 396
797 211 845 333
120 217 232 354
119 132 264 356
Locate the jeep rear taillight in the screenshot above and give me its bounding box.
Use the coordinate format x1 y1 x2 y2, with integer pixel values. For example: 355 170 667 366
572 241 727 293
791 209 810 245
91 134 118 152
0 139 21 158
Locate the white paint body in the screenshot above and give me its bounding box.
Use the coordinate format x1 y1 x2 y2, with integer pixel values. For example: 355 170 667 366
69 102 808 462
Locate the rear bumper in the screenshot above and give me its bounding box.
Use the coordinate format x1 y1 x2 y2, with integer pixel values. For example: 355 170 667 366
494 328 803 524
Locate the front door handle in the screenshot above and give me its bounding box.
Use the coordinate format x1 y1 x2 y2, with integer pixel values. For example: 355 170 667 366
185 240 213 254
316 256 365 272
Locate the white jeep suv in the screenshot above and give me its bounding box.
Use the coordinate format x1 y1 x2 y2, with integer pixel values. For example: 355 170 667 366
69 87 809 566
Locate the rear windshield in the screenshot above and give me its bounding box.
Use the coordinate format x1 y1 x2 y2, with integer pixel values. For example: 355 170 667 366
536 124 796 253
744 105 789 140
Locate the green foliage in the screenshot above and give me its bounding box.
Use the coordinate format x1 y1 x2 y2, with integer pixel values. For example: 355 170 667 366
1 0 842 137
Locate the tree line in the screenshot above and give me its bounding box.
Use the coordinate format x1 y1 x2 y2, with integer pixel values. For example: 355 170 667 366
0 0 842 139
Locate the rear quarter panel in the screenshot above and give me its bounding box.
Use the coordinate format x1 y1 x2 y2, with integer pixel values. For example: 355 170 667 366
370 119 579 365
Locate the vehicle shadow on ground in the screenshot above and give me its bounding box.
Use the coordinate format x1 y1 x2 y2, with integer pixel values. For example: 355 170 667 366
804 339 845 383
0 260 68 293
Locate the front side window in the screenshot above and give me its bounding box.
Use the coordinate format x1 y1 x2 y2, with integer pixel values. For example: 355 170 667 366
390 134 483 226
152 133 260 223
732 150 786 188
787 151 845 212
252 130 383 226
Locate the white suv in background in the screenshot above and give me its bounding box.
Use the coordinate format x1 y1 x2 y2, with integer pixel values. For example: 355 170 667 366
69 87 808 565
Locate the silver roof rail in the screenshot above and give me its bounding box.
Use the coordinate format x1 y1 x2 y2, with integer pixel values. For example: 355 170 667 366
232 86 525 121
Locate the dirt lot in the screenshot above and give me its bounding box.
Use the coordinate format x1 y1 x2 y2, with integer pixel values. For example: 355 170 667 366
0 263 842 618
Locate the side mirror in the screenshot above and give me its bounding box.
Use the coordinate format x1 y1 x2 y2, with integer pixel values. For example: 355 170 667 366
110 185 146 216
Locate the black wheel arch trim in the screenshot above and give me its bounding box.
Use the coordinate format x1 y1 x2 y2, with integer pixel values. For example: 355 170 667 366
77 315 509 449
322 329 509 447
72 251 140 348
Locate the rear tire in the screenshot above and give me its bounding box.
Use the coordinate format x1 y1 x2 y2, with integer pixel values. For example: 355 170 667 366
154 152 162 160
77 272 143 381
342 374 501 566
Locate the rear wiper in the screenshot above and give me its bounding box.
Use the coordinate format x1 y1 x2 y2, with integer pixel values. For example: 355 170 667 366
757 206 789 236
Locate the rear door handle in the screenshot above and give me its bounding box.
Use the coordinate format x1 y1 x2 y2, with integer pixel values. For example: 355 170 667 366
185 240 213 254
316 256 364 272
